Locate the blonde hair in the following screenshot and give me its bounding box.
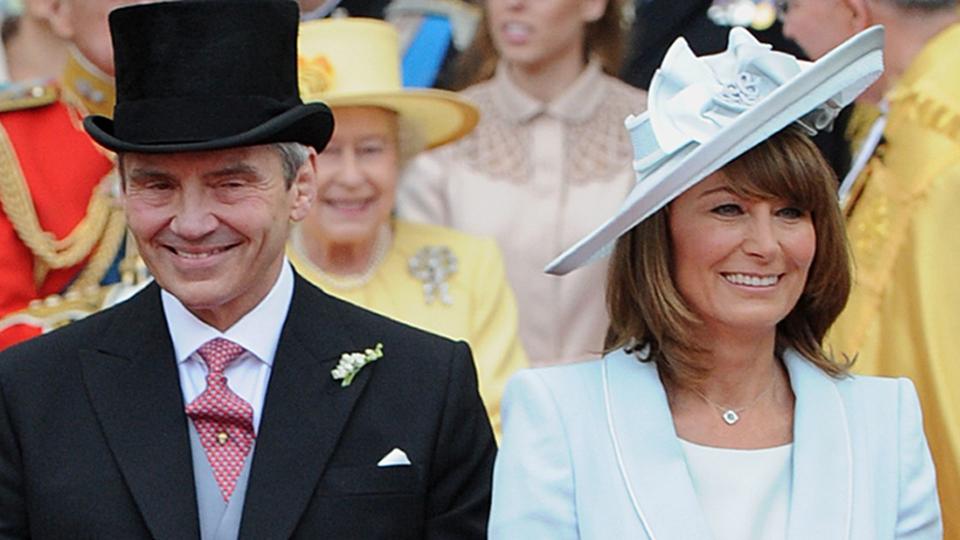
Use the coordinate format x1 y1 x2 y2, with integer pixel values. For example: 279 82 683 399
604 128 853 388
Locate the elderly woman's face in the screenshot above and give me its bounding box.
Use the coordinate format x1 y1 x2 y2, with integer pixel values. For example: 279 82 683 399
668 171 816 335
307 106 399 246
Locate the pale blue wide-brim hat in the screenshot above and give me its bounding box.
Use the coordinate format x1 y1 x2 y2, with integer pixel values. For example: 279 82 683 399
545 25 885 275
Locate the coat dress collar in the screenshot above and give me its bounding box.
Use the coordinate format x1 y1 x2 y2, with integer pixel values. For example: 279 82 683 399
490 59 607 124
602 347 852 540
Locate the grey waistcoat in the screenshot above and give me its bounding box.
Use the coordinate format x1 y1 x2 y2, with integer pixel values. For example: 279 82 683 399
189 422 256 540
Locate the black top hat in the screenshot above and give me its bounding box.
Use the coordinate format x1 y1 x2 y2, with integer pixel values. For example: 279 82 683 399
84 0 333 154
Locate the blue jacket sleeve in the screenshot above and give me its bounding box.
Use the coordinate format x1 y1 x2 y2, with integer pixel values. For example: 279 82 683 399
489 370 579 539
895 377 942 538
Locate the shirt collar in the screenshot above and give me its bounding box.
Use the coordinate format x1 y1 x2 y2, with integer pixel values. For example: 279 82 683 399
162 259 295 366
490 59 606 123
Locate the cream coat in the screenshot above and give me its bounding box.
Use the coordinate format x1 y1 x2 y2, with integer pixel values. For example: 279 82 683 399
397 62 647 366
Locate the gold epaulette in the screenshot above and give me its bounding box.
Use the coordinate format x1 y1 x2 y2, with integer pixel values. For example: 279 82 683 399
0 286 109 334
0 252 152 336
0 81 58 113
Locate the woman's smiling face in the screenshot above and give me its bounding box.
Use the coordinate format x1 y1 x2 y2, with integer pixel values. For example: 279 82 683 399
668 170 817 337
305 106 400 246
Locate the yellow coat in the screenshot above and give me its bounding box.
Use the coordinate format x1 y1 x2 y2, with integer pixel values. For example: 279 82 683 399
828 23 960 535
289 219 528 438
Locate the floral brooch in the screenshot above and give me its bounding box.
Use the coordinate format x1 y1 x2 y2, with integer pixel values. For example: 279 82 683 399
331 343 384 387
408 246 458 305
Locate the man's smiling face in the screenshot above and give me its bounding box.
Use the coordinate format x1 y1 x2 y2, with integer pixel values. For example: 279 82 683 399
121 144 315 329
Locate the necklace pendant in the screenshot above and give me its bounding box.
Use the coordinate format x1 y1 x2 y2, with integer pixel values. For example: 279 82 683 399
722 410 740 425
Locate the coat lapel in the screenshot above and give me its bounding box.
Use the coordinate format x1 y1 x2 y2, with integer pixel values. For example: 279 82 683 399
239 275 375 540
80 283 200 540
783 350 852 540
606 348 853 540
603 349 713 539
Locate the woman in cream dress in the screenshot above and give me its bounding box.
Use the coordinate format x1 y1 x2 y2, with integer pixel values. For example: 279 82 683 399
396 0 647 366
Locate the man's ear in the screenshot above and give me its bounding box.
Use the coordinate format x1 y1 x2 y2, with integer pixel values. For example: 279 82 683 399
289 149 318 222
581 0 607 24
45 0 75 40
841 0 872 31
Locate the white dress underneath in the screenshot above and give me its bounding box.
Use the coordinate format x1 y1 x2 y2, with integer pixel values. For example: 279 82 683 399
680 439 793 540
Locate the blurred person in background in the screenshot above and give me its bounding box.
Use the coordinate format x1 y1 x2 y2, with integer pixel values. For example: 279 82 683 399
292 17 527 437
0 0 146 350
0 0 67 86
397 0 648 366
782 0 960 532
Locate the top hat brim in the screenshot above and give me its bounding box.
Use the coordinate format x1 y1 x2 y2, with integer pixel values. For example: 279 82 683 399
544 26 885 276
84 102 334 154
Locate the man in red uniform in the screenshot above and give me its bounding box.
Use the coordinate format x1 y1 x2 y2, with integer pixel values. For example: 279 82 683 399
0 0 143 349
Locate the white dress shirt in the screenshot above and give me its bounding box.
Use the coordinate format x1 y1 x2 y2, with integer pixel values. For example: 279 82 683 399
161 260 294 433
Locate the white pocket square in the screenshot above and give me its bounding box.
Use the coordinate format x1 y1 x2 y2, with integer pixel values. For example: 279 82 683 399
377 447 412 467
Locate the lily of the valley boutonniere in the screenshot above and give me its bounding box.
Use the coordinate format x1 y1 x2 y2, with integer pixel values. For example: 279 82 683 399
331 343 384 387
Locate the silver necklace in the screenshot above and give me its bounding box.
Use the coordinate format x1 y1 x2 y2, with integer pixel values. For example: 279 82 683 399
691 368 777 425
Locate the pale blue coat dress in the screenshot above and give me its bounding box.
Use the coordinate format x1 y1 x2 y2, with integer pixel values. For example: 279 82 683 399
489 348 942 539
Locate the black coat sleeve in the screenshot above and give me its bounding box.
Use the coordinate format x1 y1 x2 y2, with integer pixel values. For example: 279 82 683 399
425 341 497 539
0 368 27 539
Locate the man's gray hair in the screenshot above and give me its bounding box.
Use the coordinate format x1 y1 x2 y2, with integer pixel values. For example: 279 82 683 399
273 142 311 187
117 144 311 189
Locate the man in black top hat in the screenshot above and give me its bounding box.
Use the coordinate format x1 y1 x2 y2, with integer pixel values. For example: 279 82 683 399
0 2 496 539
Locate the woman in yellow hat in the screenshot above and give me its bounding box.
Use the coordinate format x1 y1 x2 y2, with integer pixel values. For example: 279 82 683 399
395 0 648 367
290 17 527 437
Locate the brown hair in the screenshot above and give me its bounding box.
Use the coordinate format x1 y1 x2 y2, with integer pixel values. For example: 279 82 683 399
604 127 853 388
449 0 626 90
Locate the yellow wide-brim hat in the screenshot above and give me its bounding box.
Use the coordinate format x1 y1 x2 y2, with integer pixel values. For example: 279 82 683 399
298 17 478 149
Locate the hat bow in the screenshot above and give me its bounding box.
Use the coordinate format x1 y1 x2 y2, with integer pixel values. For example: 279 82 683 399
632 28 842 178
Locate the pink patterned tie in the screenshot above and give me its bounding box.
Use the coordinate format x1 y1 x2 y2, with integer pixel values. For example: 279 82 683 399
185 338 255 501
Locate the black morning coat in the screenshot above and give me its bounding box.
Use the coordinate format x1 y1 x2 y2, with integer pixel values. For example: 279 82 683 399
0 271 496 539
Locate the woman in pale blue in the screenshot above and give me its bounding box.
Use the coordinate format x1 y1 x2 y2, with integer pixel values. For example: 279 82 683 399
489 26 942 540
